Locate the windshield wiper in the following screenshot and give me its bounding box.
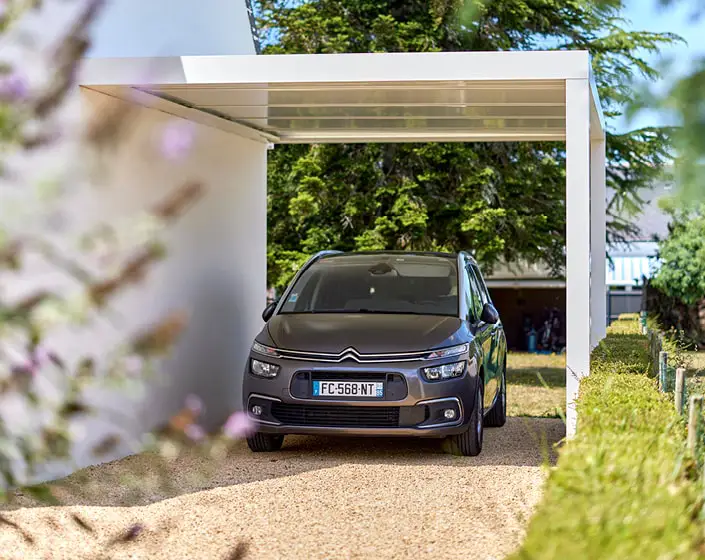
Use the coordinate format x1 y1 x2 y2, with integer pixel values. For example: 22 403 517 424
338 309 436 315
281 309 451 316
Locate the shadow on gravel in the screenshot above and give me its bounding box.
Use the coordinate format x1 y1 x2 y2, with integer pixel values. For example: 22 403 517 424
4 417 563 510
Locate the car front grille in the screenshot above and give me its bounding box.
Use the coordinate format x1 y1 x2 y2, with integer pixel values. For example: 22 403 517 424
270 402 400 428
272 347 431 363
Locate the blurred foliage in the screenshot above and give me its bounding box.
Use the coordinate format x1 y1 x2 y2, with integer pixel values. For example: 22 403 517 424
0 8 256 560
671 60 705 202
512 315 704 559
628 0 704 202
653 203 705 305
255 0 679 291
0 0 225 509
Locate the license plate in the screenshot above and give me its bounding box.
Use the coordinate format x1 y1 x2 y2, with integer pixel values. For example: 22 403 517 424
313 380 384 398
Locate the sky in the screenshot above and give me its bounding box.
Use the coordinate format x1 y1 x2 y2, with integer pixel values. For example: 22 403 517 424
617 0 704 132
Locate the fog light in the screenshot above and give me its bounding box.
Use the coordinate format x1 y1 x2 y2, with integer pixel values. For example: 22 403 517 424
443 408 457 420
251 405 263 417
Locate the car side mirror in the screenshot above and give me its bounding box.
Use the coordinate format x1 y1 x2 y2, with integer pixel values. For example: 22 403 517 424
480 303 499 325
262 300 278 322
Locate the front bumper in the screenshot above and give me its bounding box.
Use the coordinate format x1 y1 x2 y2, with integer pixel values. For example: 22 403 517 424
242 355 480 438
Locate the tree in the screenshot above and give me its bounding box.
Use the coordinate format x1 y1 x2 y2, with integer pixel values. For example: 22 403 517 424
648 201 705 343
256 0 678 291
652 202 705 306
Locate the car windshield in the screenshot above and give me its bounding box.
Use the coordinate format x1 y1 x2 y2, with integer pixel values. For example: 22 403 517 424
279 254 459 316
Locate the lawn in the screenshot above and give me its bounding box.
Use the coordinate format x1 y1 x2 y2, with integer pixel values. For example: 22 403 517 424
684 350 705 396
505 349 705 419
507 352 565 418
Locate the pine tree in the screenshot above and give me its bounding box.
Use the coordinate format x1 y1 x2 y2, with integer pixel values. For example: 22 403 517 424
256 0 678 290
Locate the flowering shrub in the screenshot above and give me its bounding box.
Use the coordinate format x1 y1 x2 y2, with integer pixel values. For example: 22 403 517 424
0 0 253 513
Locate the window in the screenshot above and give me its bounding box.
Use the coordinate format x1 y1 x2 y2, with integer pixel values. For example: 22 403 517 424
463 262 483 322
279 254 459 317
470 264 492 305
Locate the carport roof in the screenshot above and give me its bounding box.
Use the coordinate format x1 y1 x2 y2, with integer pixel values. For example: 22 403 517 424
80 50 605 144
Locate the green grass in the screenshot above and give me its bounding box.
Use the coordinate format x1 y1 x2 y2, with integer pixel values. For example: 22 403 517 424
507 352 565 418
685 351 705 397
510 316 704 560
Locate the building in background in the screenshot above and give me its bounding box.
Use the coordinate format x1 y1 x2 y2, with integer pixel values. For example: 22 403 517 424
602 177 671 324
486 175 672 349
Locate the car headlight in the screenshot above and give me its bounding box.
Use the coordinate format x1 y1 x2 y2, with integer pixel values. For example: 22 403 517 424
252 341 280 358
250 358 280 378
422 361 466 381
426 343 469 360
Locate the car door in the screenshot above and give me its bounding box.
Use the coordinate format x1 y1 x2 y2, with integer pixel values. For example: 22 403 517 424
470 263 503 409
464 259 494 409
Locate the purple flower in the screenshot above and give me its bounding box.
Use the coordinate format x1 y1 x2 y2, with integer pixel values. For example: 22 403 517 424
185 394 204 416
12 345 54 376
0 72 28 103
32 346 51 367
11 361 35 377
223 412 255 439
184 423 206 442
159 120 195 161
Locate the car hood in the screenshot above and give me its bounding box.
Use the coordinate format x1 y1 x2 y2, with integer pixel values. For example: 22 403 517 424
265 313 466 354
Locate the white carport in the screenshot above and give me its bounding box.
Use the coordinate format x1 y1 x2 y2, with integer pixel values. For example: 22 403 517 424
80 50 606 437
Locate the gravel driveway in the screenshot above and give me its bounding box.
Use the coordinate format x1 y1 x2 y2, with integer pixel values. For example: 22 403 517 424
0 417 563 560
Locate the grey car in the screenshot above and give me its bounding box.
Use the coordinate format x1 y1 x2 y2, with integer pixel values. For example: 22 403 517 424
242 251 507 456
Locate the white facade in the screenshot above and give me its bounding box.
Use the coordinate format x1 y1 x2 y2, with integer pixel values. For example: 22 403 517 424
88 0 258 58
80 88 267 429
10 89 267 481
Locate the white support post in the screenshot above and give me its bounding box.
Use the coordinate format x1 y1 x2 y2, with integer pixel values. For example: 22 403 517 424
590 137 607 349
565 79 592 438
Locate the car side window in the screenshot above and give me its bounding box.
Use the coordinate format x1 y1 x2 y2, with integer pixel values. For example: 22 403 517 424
461 264 478 322
471 264 492 305
464 262 484 322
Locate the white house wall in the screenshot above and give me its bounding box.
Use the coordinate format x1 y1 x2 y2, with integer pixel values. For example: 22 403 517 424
4 89 267 483
88 0 258 58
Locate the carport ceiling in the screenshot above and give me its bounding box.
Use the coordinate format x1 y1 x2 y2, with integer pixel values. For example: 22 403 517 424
80 51 605 144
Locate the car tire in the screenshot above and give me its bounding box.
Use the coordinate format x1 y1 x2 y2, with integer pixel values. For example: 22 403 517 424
485 359 507 428
447 377 484 457
246 433 285 452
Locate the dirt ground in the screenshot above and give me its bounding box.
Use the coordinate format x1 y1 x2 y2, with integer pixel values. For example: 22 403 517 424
0 417 563 560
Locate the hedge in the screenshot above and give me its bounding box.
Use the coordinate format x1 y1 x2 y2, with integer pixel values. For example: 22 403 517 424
510 316 704 560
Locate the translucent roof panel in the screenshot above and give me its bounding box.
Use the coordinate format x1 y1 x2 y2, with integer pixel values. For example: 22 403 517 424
139 80 565 143
80 51 604 144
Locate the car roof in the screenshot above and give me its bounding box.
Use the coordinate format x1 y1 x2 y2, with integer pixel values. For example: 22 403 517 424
316 250 479 266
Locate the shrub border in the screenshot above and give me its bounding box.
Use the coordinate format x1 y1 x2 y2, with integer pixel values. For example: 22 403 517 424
509 315 704 559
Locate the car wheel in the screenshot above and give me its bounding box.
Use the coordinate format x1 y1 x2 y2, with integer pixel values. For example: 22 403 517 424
246 433 285 452
447 377 484 457
485 359 507 428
